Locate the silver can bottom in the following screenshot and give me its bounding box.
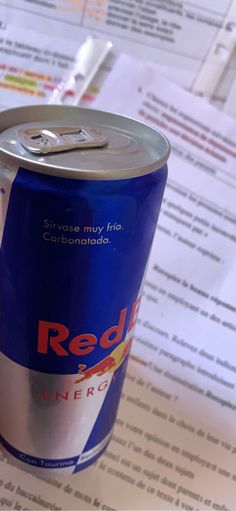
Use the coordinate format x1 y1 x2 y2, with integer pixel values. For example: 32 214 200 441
1 353 115 475
1 430 112 476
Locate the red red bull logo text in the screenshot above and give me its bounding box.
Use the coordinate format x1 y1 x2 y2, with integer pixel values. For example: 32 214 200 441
37 297 141 357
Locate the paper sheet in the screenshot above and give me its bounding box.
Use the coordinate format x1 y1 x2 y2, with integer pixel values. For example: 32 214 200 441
0 24 84 110
1 0 235 93
1 54 236 510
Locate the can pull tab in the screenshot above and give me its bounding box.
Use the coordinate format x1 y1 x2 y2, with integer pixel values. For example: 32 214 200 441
17 126 108 154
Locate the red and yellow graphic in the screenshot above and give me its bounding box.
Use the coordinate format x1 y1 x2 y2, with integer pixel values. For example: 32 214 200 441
74 336 133 383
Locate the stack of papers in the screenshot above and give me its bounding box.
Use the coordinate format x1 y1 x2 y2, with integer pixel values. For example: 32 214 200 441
0 3 236 510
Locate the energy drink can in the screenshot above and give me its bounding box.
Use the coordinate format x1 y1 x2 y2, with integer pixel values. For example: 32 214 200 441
0 105 170 475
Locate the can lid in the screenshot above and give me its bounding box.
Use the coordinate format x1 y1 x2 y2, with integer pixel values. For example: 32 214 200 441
0 105 170 180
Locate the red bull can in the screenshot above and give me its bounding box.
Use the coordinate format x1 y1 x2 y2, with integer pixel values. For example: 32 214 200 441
0 105 170 475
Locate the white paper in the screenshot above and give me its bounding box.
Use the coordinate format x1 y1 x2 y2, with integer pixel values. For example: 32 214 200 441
1 54 236 510
1 0 235 92
0 24 84 109
49 35 112 105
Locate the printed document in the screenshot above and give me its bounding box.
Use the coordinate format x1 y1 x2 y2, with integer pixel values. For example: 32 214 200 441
0 54 236 510
1 0 235 92
0 24 84 110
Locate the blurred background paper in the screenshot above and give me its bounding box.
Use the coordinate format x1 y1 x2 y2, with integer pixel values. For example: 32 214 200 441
0 1 236 510
0 24 84 110
49 35 112 105
1 0 236 109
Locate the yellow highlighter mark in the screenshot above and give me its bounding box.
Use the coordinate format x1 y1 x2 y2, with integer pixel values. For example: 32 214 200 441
24 70 51 81
0 81 44 97
5 74 37 89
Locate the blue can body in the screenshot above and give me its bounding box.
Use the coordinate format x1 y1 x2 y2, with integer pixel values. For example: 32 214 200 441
0 108 169 474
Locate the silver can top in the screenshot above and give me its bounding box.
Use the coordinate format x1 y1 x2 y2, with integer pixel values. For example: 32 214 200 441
0 105 170 180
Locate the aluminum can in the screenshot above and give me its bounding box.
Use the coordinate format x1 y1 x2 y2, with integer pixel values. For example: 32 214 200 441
0 105 170 475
